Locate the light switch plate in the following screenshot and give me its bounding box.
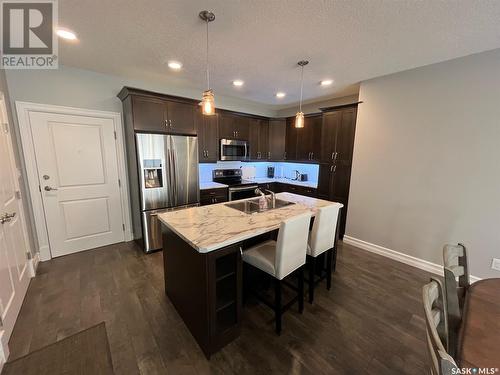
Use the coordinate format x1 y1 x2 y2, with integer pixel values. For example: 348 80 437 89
491 258 500 272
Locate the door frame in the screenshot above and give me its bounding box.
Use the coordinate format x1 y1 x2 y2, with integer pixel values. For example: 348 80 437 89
16 101 133 261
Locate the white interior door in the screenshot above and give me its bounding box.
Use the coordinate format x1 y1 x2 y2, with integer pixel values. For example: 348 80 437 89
0 94 31 365
28 111 125 258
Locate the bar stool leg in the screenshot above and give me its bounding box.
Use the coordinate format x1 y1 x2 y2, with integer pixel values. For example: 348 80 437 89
274 279 282 335
298 267 304 313
332 246 338 272
326 248 333 290
309 257 315 304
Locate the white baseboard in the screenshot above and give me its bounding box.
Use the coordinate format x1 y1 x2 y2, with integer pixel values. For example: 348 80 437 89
0 330 9 372
27 252 40 278
343 235 481 283
39 245 51 262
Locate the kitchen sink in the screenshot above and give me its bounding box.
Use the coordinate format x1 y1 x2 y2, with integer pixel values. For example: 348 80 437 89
225 197 295 214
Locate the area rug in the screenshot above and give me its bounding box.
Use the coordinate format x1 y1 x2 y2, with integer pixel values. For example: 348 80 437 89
2 322 114 375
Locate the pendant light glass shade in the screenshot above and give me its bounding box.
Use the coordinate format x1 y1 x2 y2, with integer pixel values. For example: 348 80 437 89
295 60 309 128
202 89 215 116
295 111 304 128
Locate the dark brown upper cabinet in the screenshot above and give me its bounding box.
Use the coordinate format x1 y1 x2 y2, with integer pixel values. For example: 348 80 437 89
166 101 197 135
196 112 219 163
130 96 166 133
320 110 341 163
320 106 357 164
285 117 298 161
249 118 269 160
130 95 196 135
219 112 249 140
296 114 322 162
335 106 357 164
268 119 286 161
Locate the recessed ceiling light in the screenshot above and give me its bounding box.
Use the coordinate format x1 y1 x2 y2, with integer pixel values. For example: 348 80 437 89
168 61 183 70
232 80 244 87
320 79 333 86
276 92 286 98
56 28 77 41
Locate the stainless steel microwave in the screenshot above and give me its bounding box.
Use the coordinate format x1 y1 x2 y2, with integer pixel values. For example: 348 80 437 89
220 139 248 161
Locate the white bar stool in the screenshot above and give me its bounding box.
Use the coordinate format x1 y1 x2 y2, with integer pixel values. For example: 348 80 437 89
306 203 342 304
242 212 312 334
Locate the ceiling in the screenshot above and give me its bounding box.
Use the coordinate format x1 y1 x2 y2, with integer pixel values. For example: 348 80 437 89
58 0 500 108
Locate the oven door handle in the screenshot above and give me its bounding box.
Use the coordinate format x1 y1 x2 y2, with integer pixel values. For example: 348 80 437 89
228 185 258 192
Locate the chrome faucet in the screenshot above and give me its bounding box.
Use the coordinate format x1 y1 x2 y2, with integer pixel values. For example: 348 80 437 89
254 188 266 199
265 189 276 207
293 170 301 181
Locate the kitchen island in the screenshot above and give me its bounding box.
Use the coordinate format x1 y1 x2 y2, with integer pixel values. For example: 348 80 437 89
158 192 340 358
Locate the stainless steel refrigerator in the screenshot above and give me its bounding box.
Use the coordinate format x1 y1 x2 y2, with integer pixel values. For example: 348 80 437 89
135 133 199 252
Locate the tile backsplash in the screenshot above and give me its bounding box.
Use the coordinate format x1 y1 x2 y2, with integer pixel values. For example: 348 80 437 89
198 161 319 183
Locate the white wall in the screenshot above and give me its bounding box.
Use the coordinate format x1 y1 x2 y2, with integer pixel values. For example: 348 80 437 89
0 70 36 255
347 48 500 279
275 93 359 117
5 65 277 117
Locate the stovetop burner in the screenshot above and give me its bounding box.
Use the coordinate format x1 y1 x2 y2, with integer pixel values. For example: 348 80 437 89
212 169 257 187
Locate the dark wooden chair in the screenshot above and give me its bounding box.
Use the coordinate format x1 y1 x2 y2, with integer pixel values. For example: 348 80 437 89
442 243 470 357
423 278 458 375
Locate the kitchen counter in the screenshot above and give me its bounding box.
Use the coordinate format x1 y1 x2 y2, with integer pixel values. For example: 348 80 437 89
159 192 342 359
158 192 338 253
199 181 228 190
249 177 318 188
199 178 318 190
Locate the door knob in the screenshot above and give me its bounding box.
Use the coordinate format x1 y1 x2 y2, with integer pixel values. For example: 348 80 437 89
44 186 58 191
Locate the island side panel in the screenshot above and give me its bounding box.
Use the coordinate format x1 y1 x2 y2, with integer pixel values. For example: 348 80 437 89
162 227 210 355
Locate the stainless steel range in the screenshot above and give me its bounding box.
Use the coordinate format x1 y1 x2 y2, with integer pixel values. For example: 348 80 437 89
212 169 258 201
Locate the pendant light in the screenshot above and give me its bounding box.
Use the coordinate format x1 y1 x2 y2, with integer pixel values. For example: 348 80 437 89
295 60 309 128
199 10 216 116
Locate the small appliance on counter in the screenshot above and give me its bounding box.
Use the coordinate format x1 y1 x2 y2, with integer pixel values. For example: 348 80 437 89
293 170 308 182
267 166 275 178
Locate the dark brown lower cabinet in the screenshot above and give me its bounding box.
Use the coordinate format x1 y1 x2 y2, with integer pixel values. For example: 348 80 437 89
273 183 317 197
317 163 352 238
200 188 228 206
163 227 242 359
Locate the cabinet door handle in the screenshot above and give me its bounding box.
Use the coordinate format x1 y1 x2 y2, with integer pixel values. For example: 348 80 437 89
311 152 314 159
268 151 271 159
330 165 334 172
169 119 173 128
206 150 209 158
164 119 169 128
334 152 338 160
331 152 335 160
333 165 337 173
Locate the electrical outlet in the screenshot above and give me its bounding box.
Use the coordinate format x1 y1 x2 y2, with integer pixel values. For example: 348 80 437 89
491 258 500 272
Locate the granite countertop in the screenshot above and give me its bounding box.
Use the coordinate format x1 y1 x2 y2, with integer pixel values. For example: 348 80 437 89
158 192 341 253
199 178 318 190
249 177 318 188
199 181 229 190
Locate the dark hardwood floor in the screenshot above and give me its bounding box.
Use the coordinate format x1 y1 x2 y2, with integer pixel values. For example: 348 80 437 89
8 241 432 374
